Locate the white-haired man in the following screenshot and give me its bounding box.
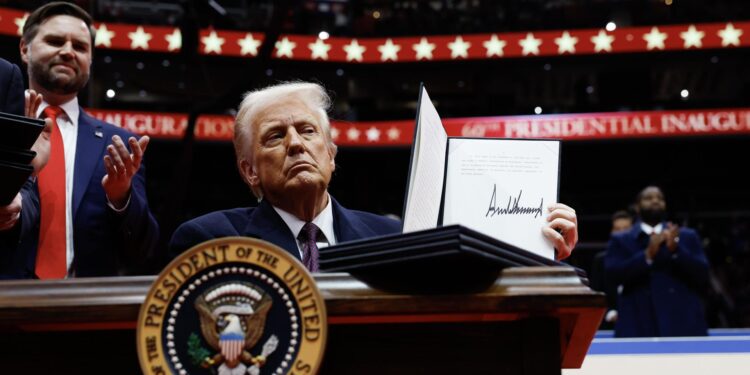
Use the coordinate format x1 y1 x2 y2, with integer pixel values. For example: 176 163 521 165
168 82 401 270
169 82 579 271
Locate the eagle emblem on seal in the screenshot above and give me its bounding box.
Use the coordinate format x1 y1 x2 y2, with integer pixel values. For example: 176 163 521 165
194 282 278 375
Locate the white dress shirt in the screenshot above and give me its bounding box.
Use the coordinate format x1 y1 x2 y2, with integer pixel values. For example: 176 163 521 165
272 195 337 259
640 222 663 235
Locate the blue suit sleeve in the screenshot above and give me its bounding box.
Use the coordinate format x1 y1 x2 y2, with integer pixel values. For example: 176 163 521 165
168 219 213 258
113 158 159 265
0 179 40 278
604 234 651 285
668 228 709 288
1 60 25 116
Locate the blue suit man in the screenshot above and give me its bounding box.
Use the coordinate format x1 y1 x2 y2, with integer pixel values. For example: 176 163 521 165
1 109 158 278
170 82 401 268
169 197 400 258
0 2 158 279
0 58 24 116
0 58 30 260
605 186 709 337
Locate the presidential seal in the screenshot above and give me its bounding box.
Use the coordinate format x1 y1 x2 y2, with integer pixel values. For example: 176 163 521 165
137 237 327 375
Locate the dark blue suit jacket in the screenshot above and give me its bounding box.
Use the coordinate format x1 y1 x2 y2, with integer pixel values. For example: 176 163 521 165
0 58 24 116
604 221 709 337
0 109 159 279
168 197 402 260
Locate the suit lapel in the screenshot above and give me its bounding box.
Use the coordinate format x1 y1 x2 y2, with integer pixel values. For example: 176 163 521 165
331 197 371 243
73 110 106 217
242 200 301 260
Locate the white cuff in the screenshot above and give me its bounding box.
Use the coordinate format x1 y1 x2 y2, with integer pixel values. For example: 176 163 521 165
106 194 131 213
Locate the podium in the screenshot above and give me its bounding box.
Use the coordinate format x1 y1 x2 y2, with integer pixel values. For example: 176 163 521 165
0 268 603 374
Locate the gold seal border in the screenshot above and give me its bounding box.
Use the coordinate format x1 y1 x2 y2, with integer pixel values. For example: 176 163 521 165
136 236 328 375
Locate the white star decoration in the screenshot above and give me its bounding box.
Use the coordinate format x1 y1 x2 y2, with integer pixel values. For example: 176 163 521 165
554 31 578 54
412 37 436 60
387 127 400 141
343 39 366 62
591 30 614 52
482 34 506 57
643 27 668 50
17 19 743 61
95 24 115 48
718 23 743 47
308 38 331 60
14 13 28 36
128 26 152 50
330 127 340 140
365 127 381 142
518 33 542 56
346 127 361 141
448 36 471 59
275 37 296 58
238 33 261 56
201 31 225 54
165 28 182 51
680 25 705 49
377 39 401 61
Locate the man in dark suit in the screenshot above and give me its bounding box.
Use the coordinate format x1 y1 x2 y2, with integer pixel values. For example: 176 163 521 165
605 186 709 337
169 82 401 268
0 57 27 231
0 2 158 279
169 82 580 270
0 58 25 116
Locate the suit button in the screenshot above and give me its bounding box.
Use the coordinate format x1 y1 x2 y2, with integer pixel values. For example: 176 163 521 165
669 288 675 293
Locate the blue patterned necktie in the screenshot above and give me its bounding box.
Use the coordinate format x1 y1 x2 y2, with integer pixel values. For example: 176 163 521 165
298 222 321 272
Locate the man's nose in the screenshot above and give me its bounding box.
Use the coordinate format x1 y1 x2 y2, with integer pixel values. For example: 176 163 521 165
286 128 305 154
58 42 75 58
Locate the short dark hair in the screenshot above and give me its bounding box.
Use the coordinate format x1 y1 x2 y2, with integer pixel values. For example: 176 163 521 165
22 2 95 44
635 185 663 203
611 210 633 222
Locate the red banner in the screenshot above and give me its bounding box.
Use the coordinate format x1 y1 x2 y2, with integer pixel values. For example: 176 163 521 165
2 6 748 60
86 108 750 146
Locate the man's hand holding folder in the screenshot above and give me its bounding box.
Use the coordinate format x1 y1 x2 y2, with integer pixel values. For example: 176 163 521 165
0 90 50 230
25 89 52 175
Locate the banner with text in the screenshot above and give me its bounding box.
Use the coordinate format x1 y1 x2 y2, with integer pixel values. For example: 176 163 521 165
86 108 750 146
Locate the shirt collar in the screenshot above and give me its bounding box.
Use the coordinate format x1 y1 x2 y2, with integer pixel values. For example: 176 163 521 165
272 194 337 245
640 222 663 235
37 97 80 127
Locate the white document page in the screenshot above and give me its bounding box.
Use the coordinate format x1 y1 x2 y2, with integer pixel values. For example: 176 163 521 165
402 87 448 232
442 138 560 258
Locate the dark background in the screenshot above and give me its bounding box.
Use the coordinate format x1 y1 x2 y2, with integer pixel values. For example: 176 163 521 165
1 0 748 326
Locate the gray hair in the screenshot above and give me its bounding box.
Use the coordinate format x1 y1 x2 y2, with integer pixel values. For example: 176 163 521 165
233 81 338 198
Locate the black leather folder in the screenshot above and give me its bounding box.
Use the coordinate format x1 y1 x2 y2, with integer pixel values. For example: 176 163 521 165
320 225 585 293
0 111 45 205
0 146 37 165
0 111 46 149
0 160 33 205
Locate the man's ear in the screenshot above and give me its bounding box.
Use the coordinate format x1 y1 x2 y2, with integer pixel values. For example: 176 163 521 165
239 159 259 188
20 39 29 65
328 144 337 172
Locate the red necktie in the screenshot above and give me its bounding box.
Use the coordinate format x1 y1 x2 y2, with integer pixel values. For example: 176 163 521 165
35 106 67 279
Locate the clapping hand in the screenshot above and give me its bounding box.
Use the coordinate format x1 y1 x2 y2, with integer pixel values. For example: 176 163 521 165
102 134 150 209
